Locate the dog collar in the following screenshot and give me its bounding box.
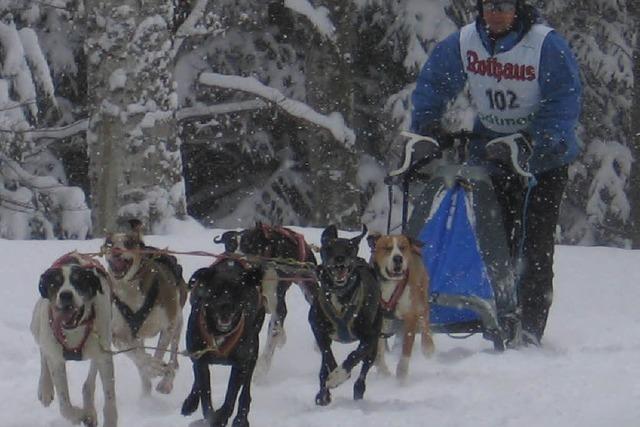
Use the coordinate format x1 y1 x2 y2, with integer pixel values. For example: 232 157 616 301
197 310 246 359
49 304 96 361
379 272 409 314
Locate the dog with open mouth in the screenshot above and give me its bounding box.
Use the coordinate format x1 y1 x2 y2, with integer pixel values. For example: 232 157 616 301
308 224 382 406
181 257 265 427
102 219 188 396
31 252 117 427
367 233 435 380
213 222 318 379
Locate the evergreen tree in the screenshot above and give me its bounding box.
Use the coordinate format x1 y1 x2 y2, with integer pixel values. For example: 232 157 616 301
540 0 635 246
0 2 90 239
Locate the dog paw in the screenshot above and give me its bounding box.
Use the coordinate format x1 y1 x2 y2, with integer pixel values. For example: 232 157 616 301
422 335 435 357
326 367 350 389
232 415 250 427
315 389 331 406
81 412 97 427
375 363 392 377
62 406 88 425
156 376 174 394
353 378 366 400
38 385 54 407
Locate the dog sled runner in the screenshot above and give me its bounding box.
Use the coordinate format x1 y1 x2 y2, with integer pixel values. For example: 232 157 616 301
386 131 530 350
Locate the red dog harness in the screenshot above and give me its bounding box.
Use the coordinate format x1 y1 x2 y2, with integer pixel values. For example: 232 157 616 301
379 273 409 314
258 223 308 261
49 305 96 361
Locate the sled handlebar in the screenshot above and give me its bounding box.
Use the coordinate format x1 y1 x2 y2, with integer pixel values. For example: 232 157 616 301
485 133 533 178
386 131 533 184
386 131 440 179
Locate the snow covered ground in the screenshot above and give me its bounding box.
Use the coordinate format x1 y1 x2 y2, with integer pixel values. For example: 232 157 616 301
2 225 640 427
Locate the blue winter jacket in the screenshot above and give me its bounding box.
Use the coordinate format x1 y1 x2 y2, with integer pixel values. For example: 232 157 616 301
410 11 582 174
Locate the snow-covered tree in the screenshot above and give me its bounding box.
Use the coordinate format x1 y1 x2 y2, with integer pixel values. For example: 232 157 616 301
174 0 459 230
628 0 640 248
86 0 186 235
539 0 635 246
1 0 637 246
0 2 91 239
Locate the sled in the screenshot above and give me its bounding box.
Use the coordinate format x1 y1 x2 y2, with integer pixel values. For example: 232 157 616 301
386 131 531 350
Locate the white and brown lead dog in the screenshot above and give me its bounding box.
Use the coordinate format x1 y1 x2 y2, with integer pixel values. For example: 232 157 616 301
367 234 435 380
102 220 188 395
31 252 117 427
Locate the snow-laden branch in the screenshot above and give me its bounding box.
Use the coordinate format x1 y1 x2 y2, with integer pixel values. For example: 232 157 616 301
176 99 267 121
0 119 88 140
27 119 89 140
172 0 225 60
175 0 212 38
284 0 336 43
199 72 355 147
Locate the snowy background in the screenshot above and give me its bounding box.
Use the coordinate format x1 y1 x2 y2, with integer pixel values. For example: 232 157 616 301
2 221 640 427
2 0 636 246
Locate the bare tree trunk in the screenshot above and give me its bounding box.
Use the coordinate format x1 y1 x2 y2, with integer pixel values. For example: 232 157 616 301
86 0 186 236
304 1 361 229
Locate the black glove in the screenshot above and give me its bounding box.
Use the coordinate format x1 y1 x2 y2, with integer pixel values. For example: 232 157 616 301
416 122 446 145
485 132 533 177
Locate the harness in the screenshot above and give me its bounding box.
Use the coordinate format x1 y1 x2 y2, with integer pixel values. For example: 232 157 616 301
257 223 309 262
49 305 96 361
51 252 107 274
377 272 410 338
112 269 160 338
317 271 365 343
197 310 246 358
379 272 409 317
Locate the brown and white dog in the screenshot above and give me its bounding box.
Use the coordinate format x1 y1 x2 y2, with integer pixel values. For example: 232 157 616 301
31 252 117 427
367 234 435 380
102 220 188 395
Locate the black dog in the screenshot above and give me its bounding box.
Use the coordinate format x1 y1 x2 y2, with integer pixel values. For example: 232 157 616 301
309 224 382 405
181 257 265 427
213 223 317 378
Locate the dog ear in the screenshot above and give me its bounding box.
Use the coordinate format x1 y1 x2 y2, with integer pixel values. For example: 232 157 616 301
366 233 381 251
39 268 63 299
128 219 143 233
408 236 425 249
360 224 368 240
127 219 145 247
350 224 368 247
214 231 240 253
188 267 212 291
321 225 338 247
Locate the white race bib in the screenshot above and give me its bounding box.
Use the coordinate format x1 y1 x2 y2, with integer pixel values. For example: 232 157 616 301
460 23 552 133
